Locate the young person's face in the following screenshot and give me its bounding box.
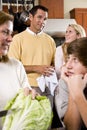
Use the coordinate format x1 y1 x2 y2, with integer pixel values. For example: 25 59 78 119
0 21 13 56
29 9 48 33
65 26 81 43
65 54 87 77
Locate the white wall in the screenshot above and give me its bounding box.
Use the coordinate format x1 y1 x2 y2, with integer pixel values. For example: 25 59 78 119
64 0 87 18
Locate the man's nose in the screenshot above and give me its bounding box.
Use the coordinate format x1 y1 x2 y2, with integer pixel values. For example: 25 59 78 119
66 60 72 69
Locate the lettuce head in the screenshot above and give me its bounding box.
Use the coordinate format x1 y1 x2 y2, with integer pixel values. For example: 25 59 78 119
2 89 53 130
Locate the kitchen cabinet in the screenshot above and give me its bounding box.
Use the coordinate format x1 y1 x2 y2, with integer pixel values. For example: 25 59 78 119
70 8 87 36
2 0 35 13
39 0 64 18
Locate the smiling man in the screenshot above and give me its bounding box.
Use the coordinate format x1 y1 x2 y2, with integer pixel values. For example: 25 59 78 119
8 5 56 108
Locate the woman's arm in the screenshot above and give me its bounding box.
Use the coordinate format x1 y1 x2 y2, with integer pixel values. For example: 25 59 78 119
55 46 64 77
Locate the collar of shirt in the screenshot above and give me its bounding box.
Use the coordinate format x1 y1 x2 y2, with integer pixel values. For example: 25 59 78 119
26 27 43 36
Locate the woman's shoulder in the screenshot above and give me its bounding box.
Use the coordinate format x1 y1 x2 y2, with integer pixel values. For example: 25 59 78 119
56 45 63 54
56 45 62 51
56 45 62 50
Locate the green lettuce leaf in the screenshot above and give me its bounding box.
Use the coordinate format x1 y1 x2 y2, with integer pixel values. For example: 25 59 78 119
2 89 53 130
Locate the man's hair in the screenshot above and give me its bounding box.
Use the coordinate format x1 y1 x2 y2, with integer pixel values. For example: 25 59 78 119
67 37 87 67
29 5 48 16
0 11 14 25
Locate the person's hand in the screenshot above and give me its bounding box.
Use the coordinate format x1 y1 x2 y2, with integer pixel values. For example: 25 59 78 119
64 74 87 100
60 64 68 79
43 66 55 76
30 89 40 99
23 87 39 99
36 65 55 76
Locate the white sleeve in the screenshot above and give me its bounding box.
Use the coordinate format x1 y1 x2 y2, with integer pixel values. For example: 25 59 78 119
55 46 64 76
55 79 69 119
16 61 32 90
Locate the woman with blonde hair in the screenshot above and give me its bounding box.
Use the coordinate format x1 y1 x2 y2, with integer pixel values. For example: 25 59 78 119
55 24 86 78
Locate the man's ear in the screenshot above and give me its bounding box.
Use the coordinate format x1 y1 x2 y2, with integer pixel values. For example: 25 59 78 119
29 13 33 21
84 73 87 86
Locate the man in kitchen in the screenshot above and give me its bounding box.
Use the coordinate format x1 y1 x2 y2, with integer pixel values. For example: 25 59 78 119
8 5 56 109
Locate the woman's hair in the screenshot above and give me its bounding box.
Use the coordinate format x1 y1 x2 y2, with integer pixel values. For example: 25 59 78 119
69 24 86 37
62 43 69 63
0 11 14 25
62 24 86 62
67 37 87 67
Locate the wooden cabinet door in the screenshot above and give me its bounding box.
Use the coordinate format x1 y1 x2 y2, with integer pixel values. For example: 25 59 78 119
75 12 83 26
83 13 87 35
39 0 64 18
70 8 87 36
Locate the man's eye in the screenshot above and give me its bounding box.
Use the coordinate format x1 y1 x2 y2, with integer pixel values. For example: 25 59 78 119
73 57 78 63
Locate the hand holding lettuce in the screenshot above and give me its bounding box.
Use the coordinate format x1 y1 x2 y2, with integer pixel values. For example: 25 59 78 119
2 89 53 130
